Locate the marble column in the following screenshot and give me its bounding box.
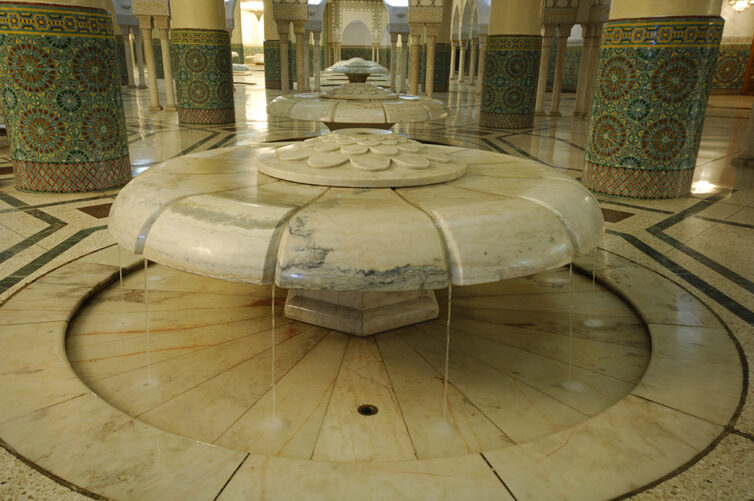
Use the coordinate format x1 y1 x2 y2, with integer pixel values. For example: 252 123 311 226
732 100 754 167
262 0 283 89
278 22 291 94
583 0 723 198
390 32 398 91
409 24 422 95
573 24 591 117
120 25 137 88
424 25 438 97
400 34 409 93
303 31 310 91
170 0 235 124
134 28 148 89
294 22 306 91
432 42 451 93
580 24 602 118
154 16 176 112
479 0 544 129
534 24 556 115
137 16 162 111
468 37 477 85
476 33 486 95
549 24 571 117
457 38 466 83
313 31 322 91
449 39 457 80
0 1 131 192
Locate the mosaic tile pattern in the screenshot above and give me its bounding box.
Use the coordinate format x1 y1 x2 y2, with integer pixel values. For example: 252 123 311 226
433 42 451 92
584 17 723 198
116 34 128 85
547 41 582 91
480 35 541 129
171 29 234 124
712 44 750 91
341 46 371 61
0 2 131 192
263 40 294 89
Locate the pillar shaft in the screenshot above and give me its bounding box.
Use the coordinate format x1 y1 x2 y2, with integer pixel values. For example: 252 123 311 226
476 33 486 95
581 25 602 119
468 38 477 85
549 25 572 116
120 25 136 87
400 36 408 93
425 27 437 97
535 25 555 114
280 29 290 94
449 40 457 80
303 31 310 91
390 33 398 91
134 29 148 88
0 1 131 192
294 24 306 91
171 29 235 124
457 39 466 83
138 18 162 111
313 31 321 92
583 16 724 198
409 24 422 95
155 18 176 111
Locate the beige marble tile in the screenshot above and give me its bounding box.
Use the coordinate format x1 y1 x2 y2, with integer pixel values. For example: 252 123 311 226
0 394 246 500
632 324 743 427
485 395 723 501
219 453 512 501
312 337 416 462
0 448 90 501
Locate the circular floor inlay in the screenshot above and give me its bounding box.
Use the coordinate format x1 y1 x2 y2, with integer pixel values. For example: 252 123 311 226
66 264 650 462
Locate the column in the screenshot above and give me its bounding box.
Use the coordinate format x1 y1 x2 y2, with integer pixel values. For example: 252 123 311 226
424 25 438 97
449 40 457 80
573 24 591 117
534 24 555 115
0 1 131 192
390 32 398 91
230 0 244 61
279 22 291 94
732 101 754 167
476 33 487 95
549 24 572 117
154 16 176 111
580 24 602 118
457 38 466 83
479 0 544 129
409 23 422 95
583 0 724 198
170 0 235 124
120 25 137 87
303 31 311 91
263 0 283 89
294 21 306 91
400 34 409 93
137 16 162 111
313 31 322 91
468 37 477 85
134 28 148 89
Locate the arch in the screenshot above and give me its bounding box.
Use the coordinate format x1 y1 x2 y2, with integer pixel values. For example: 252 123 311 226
342 19 371 46
460 0 471 38
451 5 460 38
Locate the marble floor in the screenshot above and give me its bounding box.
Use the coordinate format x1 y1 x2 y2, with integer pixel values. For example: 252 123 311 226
0 68 752 500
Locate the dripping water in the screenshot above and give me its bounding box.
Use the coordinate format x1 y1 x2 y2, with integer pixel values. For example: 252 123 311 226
567 263 573 382
143 259 153 386
117 245 124 302
271 283 277 420
442 284 452 421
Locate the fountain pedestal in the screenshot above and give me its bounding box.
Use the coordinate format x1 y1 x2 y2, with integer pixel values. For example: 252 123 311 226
284 289 439 336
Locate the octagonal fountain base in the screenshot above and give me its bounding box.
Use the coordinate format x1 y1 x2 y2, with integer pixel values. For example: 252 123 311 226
285 289 439 336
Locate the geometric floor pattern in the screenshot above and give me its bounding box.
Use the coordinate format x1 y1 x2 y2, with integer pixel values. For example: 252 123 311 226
0 69 752 499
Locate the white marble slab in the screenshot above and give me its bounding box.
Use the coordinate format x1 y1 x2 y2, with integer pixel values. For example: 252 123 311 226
276 188 449 291
397 184 573 285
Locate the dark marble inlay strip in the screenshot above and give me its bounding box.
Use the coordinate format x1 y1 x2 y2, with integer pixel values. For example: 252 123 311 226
0 225 107 295
605 229 754 325
77 203 112 219
601 208 635 223
0 194 114 215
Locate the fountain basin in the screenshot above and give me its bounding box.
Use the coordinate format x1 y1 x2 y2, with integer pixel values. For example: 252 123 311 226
324 57 388 83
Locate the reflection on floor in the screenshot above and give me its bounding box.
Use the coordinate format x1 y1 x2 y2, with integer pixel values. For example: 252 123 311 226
0 69 752 499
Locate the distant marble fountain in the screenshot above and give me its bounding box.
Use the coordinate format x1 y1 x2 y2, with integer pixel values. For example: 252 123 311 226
324 57 388 83
109 128 604 336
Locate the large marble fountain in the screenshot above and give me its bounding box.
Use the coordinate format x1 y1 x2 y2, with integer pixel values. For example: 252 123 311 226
109 128 604 336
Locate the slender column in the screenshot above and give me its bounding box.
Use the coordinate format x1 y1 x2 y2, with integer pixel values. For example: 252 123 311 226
313 31 322 91
409 23 422 95
581 24 602 118
170 0 235 124
583 0 723 198
457 38 466 83
400 34 409 93
476 33 486 95
303 31 310 91
535 24 556 115
449 39 457 80
549 24 571 117
154 17 176 111
263 0 283 89
573 24 591 117
294 22 306 91
278 22 291 94
425 25 438 97
0 1 131 192
468 37 477 85
732 100 754 167
390 32 398 91
479 0 544 129
138 17 163 111
134 28 148 89
121 25 137 87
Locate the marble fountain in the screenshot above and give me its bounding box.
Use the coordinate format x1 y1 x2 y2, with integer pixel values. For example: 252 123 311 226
0 130 742 499
269 59 446 130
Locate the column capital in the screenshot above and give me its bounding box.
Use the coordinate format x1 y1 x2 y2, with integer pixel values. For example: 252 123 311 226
136 15 152 30
543 23 557 38
409 22 423 37
276 20 290 34
424 23 439 38
153 15 170 31
557 24 573 38
292 20 306 34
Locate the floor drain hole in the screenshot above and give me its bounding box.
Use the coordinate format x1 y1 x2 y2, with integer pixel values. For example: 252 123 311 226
358 404 378 416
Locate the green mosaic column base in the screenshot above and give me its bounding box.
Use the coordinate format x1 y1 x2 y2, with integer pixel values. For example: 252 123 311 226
584 16 723 198
479 35 541 130
433 42 451 92
152 38 165 78
172 29 235 125
0 2 131 193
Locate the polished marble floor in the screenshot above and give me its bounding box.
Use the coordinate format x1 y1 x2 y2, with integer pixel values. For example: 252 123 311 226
0 68 752 499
